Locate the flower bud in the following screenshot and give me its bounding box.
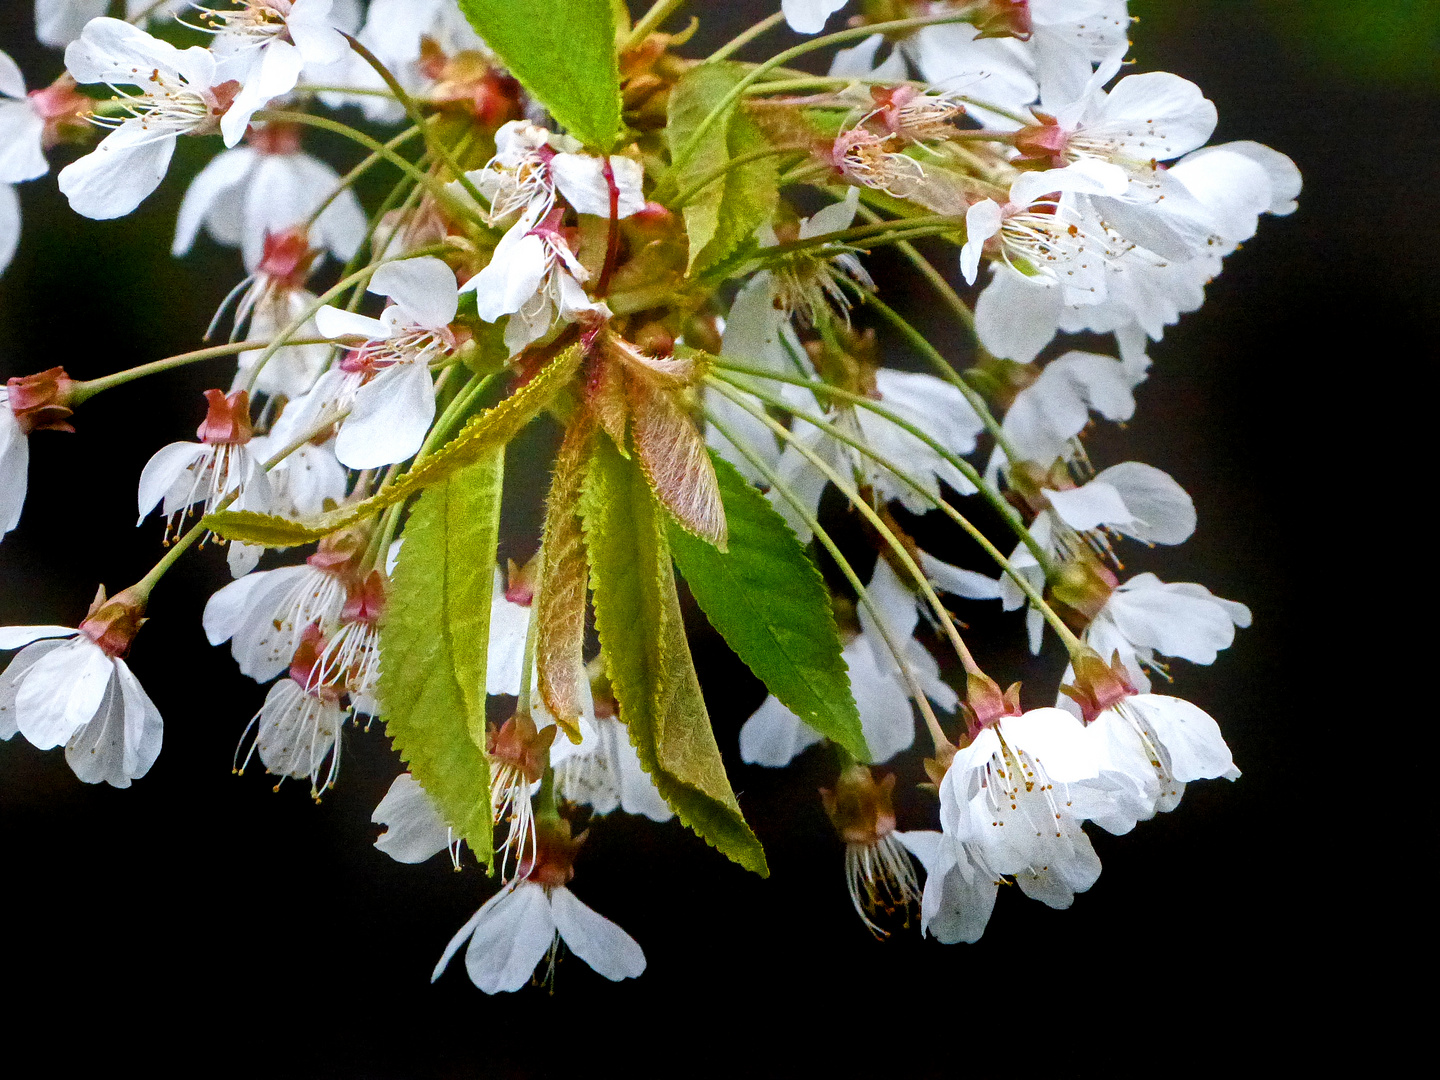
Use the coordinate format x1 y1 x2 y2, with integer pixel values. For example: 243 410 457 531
6 368 76 435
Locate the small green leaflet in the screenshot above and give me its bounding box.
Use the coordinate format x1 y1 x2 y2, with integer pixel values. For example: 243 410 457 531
377 453 505 869
457 0 622 151
582 436 768 876
667 62 780 274
204 345 583 548
669 452 868 762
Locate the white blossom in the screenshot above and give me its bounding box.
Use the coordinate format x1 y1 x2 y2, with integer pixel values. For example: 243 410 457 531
783 0 849 35
59 19 243 218
173 127 366 270
0 49 48 183
373 772 457 865
893 829 999 944
313 256 459 469
551 714 673 823
34 0 187 49
0 624 162 788
203 560 348 682
433 880 645 994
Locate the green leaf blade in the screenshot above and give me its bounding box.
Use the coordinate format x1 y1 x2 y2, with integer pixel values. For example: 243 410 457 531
669 452 868 762
667 62 779 274
457 0 622 150
378 454 505 869
582 436 767 876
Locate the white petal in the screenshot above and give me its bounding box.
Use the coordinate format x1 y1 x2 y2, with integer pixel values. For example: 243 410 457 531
202 571 268 646
1011 159 1128 207
974 265 1062 364
373 772 452 863
1 638 67 739
1129 694 1235 782
15 637 114 749
369 256 459 329
0 183 18 276
63 676 130 786
113 657 163 780
1095 461 1195 545
222 40 305 147
0 50 29 98
1046 478 1134 532
961 200 1002 284
462 883 556 994
172 147 257 257
136 442 205 523
782 0 849 35
1201 141 1302 216
57 122 176 220
1002 707 1098 783
64 18 214 88
314 304 387 341
0 102 48 184
738 694 823 767
334 361 436 469
467 222 547 322
551 154 645 219
485 576 530 696
1098 73 1217 160
550 886 646 982
919 552 1002 601
0 625 78 649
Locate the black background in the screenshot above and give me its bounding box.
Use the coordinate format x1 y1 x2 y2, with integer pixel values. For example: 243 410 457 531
1 2 1428 1073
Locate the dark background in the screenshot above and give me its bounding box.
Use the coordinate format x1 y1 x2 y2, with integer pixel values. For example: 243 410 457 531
1 2 1430 1073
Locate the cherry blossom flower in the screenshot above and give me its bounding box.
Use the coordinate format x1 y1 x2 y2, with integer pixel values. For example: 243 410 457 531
892 829 1000 944
741 558 971 767
34 1 188 49
464 206 609 356
1073 572 1251 694
173 122 365 271
372 771 458 865
235 621 347 796
549 679 673 823
202 534 356 682
0 593 162 789
941 705 1103 910
821 765 922 938
201 0 353 147
59 19 244 219
136 388 272 573
432 820 645 994
783 0 849 35
312 256 459 469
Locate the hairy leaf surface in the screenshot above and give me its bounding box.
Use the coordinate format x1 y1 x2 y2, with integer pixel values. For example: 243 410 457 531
582 436 767 875
378 454 504 868
457 0 622 151
669 452 868 761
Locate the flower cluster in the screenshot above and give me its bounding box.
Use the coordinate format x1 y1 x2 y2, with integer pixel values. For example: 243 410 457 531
2 0 1295 992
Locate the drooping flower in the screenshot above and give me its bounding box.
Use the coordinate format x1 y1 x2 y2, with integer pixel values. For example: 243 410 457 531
486 710 556 879
940 705 1104 910
202 530 359 682
234 621 347 797
2 366 76 541
135 388 272 574
0 589 162 788
311 256 459 469
821 765 922 938
173 122 366 271
432 819 645 994
59 19 243 219
892 828 1000 944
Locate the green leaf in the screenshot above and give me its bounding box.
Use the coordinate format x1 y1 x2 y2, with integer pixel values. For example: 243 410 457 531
667 62 779 274
669 451 868 762
378 453 505 869
582 435 768 876
204 345 583 548
456 0 622 150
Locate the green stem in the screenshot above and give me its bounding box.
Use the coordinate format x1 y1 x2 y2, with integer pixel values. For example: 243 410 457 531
252 109 478 226
669 143 811 209
305 124 426 231
341 33 491 209
515 583 541 720
704 408 953 756
707 377 980 676
709 372 1079 652
625 0 689 47
677 12 979 175
862 292 1023 467
856 204 977 334
705 10 786 64
710 360 1052 575
69 339 332 404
